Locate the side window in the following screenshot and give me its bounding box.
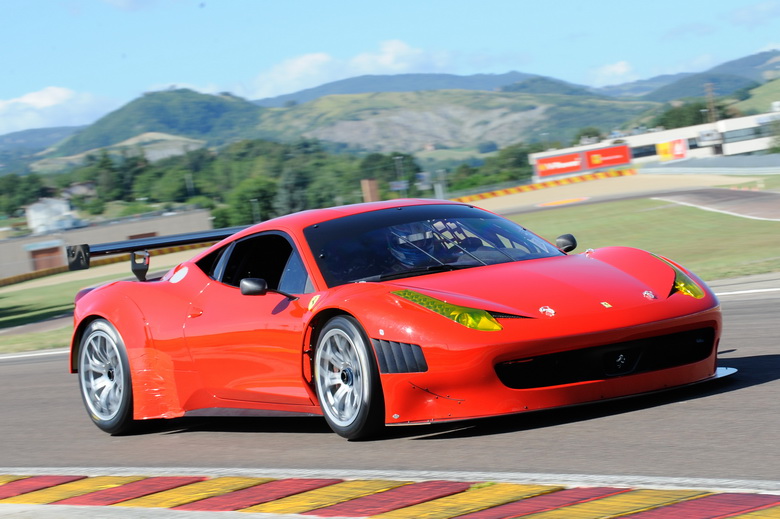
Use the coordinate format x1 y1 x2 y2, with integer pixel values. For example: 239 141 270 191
218 233 312 293
278 249 314 294
195 243 232 280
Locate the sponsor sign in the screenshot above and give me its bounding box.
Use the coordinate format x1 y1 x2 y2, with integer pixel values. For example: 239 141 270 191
535 152 584 177
584 145 631 169
656 139 688 161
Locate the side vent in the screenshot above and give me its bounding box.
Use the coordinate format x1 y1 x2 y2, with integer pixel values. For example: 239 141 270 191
372 339 428 374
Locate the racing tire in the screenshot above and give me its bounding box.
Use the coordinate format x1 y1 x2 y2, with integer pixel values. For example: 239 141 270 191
314 316 384 440
77 319 135 435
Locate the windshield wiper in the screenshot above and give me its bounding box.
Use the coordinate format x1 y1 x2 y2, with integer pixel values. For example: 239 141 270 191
378 264 474 281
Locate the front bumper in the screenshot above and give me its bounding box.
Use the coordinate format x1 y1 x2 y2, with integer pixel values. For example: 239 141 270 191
376 309 725 425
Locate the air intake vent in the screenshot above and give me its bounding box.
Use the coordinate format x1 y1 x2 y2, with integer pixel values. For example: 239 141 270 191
372 339 428 374
489 312 531 319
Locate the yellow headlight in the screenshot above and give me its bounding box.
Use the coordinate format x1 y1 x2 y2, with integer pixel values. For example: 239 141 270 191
653 255 705 299
392 289 503 331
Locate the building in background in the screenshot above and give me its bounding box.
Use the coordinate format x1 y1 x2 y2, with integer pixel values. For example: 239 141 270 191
530 110 780 180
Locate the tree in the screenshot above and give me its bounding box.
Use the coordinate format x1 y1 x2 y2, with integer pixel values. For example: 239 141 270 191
572 127 602 145
770 120 780 154
274 167 311 216
117 150 150 201
650 101 731 129
94 150 121 202
226 176 277 225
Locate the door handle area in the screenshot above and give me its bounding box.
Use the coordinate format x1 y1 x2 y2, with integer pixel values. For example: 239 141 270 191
188 308 203 318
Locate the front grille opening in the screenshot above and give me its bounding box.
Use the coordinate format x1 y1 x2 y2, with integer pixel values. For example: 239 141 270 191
495 328 715 390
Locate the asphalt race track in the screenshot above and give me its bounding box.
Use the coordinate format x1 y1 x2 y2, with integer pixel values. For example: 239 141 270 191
1 275 779 517
1 176 779 517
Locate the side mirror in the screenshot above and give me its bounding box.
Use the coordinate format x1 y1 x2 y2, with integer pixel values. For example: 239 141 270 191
240 277 299 301
240 277 268 296
556 234 577 253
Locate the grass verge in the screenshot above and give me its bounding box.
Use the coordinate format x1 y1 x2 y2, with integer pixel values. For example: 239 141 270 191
1 326 72 353
510 197 780 280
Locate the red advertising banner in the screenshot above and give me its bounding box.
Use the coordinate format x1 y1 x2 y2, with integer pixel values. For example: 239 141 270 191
585 145 631 169
536 152 584 177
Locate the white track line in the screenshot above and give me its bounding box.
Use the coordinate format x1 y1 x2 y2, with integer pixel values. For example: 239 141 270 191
652 197 780 221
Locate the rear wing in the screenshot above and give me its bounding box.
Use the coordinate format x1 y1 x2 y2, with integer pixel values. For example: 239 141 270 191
66 226 248 281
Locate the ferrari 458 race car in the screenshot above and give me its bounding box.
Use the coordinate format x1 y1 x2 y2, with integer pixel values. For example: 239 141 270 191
68 199 734 439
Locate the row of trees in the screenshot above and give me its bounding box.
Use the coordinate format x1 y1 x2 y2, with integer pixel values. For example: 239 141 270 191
0 173 44 218
0 138 540 227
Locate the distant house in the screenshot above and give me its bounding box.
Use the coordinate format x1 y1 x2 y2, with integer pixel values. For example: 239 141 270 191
62 182 97 199
25 198 84 234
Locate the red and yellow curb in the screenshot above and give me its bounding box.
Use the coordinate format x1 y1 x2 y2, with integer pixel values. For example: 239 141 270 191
451 168 637 204
2 474 780 517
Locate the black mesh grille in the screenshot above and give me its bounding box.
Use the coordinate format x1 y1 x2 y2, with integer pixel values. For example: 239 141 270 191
495 327 715 390
372 339 428 374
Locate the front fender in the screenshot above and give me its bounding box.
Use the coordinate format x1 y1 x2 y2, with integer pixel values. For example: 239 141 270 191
71 285 194 420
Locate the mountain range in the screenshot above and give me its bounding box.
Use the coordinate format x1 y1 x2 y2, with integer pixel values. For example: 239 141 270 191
2 50 779 175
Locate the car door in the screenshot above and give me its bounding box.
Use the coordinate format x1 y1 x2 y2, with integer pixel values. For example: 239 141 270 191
184 231 315 405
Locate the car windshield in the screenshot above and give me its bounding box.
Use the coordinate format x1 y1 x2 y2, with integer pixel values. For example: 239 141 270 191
304 204 564 287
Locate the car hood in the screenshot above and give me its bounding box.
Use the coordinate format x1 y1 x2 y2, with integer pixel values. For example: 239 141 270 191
385 247 688 318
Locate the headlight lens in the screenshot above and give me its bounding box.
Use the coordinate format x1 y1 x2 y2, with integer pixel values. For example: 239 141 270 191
392 289 503 331
654 255 705 299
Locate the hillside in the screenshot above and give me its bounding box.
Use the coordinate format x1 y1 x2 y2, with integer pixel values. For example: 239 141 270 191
595 73 693 97
54 89 263 157
0 126 82 173
500 77 597 96
253 72 538 107
253 90 658 153
641 73 760 102
7 50 780 175
707 50 780 82
31 132 207 174
733 77 780 114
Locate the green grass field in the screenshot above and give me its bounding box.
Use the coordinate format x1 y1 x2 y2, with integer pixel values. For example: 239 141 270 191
1 192 778 354
511 197 780 280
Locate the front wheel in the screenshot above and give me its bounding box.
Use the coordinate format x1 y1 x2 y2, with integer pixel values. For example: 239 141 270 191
314 316 384 440
77 319 135 435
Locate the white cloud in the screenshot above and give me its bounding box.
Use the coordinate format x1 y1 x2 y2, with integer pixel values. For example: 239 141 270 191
729 1 780 26
0 87 121 135
588 61 639 87
243 40 454 100
349 40 439 74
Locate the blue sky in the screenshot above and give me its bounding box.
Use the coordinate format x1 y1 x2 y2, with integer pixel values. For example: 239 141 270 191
1 0 779 135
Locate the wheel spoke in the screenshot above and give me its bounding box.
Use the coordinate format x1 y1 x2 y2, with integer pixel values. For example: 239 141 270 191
79 327 126 422
315 318 379 438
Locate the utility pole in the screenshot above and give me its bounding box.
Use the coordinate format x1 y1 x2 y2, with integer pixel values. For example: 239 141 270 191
705 83 717 123
393 155 407 198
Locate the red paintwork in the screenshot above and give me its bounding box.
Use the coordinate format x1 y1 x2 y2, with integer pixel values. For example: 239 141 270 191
70 199 722 426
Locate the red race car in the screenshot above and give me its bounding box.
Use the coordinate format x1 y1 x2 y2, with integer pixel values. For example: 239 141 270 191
68 199 734 439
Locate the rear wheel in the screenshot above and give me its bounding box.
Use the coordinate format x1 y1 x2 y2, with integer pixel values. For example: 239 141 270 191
314 316 384 440
78 319 135 435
